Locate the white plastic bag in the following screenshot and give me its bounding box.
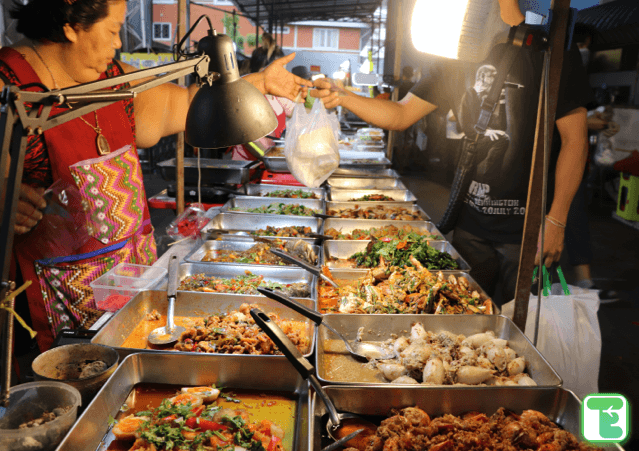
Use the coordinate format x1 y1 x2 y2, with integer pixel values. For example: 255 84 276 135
284 98 340 187
501 283 601 399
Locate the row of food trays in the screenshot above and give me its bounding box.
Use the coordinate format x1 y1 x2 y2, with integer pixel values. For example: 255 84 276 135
56 353 620 451
59 147 619 451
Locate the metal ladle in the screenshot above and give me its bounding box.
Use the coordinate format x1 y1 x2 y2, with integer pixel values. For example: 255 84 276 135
148 255 185 346
256 287 394 361
249 308 377 449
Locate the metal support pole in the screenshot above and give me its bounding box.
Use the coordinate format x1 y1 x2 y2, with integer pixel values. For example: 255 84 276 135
256 0 260 50
176 0 188 214
386 0 403 163
269 1 274 34
233 9 237 44
513 0 572 331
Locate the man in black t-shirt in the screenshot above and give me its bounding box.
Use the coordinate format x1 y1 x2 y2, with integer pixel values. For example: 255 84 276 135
311 0 591 305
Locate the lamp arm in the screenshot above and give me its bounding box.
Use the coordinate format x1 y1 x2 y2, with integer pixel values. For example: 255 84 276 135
11 56 213 135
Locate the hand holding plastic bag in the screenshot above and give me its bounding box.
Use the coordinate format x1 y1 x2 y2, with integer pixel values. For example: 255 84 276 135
284 97 340 187
501 282 601 399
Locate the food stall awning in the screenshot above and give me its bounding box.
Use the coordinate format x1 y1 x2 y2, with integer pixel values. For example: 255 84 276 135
232 0 384 23
577 0 639 49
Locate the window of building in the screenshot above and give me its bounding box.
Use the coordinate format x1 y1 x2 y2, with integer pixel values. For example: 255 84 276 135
273 26 291 35
153 23 171 41
313 28 339 50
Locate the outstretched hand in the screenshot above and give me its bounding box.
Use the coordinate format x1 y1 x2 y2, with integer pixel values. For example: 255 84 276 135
262 53 312 101
534 219 564 268
310 78 347 109
14 184 46 235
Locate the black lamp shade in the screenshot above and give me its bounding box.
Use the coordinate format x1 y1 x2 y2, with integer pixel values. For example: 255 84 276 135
185 32 278 149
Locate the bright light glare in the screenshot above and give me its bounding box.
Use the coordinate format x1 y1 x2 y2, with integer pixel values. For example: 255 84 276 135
333 71 346 80
411 0 470 59
311 74 325 81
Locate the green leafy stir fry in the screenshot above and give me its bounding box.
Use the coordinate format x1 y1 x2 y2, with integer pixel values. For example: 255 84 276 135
350 234 459 271
264 189 318 199
230 203 319 216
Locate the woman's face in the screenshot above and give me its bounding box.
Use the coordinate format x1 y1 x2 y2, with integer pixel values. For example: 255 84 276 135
66 1 126 82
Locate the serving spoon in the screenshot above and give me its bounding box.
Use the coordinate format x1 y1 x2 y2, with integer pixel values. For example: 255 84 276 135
249 308 377 450
148 255 185 346
256 286 394 361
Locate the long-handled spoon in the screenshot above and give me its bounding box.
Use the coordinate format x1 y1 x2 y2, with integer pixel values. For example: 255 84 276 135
148 255 186 345
256 287 393 361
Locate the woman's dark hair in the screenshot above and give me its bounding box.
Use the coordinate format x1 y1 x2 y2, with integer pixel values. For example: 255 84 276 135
11 0 122 43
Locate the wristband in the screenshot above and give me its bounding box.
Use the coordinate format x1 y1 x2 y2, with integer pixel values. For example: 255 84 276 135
545 215 566 229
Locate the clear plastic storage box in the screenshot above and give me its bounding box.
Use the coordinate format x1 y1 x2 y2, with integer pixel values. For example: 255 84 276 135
90 263 167 312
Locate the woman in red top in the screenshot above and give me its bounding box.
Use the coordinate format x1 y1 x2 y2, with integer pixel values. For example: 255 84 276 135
1 0 310 351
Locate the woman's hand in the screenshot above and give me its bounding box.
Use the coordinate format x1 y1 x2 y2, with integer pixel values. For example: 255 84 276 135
262 53 312 101
14 184 46 235
535 218 565 268
310 78 346 109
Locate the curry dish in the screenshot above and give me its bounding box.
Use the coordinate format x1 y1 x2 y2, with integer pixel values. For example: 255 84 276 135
327 205 422 220
121 304 310 355
107 383 296 451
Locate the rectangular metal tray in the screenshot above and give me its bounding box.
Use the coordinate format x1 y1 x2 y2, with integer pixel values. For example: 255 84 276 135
326 201 430 221
262 156 289 173
184 239 322 268
322 240 470 270
339 158 391 168
92 289 317 359
310 386 623 451
157 158 261 185
328 189 417 203
201 212 323 243
326 177 407 190
221 196 325 216
323 218 444 240
330 168 400 178
315 314 561 386
317 269 492 313
177 262 317 299
245 183 325 200
56 353 310 451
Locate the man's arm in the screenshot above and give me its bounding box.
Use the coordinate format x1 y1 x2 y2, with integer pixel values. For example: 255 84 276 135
311 79 437 131
536 106 588 266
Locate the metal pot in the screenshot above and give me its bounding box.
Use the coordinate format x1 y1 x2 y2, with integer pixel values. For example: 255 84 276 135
31 343 118 406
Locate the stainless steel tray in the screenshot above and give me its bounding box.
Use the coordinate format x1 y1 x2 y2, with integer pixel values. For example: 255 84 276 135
317 269 492 313
157 158 261 185
310 386 623 451
177 262 317 299
322 239 470 270
338 158 391 168
327 177 407 190
330 168 400 178
201 212 323 243
245 183 325 200
262 156 289 173
328 189 417 203
184 239 321 268
57 353 310 451
315 314 561 386
323 218 444 241
326 201 430 221
92 289 317 359
221 196 325 216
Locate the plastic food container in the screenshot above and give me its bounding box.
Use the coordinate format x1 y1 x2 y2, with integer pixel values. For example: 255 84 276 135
90 263 167 312
0 381 81 451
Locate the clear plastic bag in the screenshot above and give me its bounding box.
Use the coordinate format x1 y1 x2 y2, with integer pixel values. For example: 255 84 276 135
501 283 601 399
284 98 340 187
166 203 209 241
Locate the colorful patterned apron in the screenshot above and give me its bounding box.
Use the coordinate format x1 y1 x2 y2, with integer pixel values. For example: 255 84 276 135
2 48 157 351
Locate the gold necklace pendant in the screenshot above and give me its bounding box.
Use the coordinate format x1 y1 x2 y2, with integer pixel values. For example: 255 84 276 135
97 134 111 155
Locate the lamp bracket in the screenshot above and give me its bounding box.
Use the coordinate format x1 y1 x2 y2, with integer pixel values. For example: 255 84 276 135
199 72 221 87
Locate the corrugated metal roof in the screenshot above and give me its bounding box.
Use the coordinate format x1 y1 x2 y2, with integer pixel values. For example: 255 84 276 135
233 0 383 24
577 0 639 49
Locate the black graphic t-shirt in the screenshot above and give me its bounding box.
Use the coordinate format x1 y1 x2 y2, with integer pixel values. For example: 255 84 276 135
411 42 591 243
